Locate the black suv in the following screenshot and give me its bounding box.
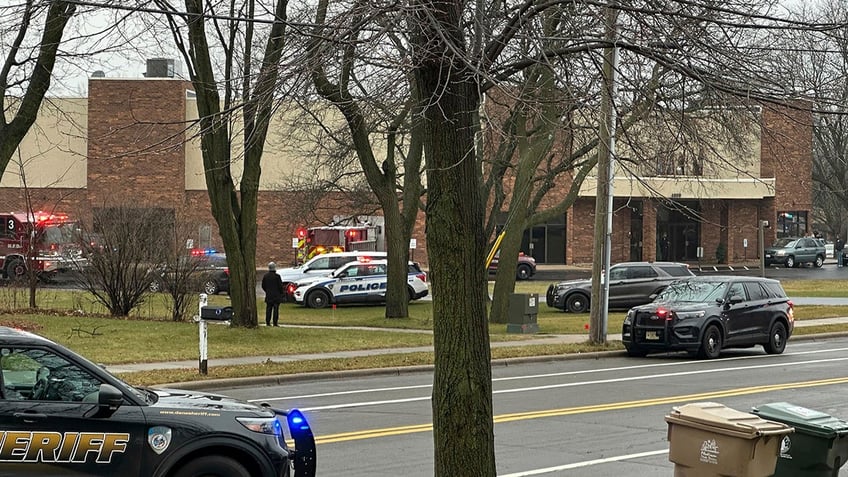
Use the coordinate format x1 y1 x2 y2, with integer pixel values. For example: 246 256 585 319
546 262 693 313
0 327 315 476
149 252 230 295
622 276 794 359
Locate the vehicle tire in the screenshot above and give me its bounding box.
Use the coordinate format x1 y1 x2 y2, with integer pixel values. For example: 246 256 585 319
203 280 219 295
407 286 416 302
565 293 589 313
174 456 251 477
516 264 532 281
306 289 331 309
784 256 795 268
4 257 25 281
697 325 723 359
764 321 788 355
625 346 648 357
814 255 824 268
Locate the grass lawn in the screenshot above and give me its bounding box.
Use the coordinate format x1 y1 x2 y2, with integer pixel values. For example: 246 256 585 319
0 278 846 386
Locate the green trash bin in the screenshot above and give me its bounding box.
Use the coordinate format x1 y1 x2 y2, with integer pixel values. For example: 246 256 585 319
751 402 848 477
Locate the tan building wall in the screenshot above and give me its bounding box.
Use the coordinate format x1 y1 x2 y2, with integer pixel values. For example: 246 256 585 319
3 97 87 189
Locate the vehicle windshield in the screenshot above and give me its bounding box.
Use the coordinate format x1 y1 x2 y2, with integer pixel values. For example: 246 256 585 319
772 238 797 248
41 222 82 246
655 281 728 303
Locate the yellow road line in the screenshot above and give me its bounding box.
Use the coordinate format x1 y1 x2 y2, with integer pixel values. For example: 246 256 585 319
313 376 848 445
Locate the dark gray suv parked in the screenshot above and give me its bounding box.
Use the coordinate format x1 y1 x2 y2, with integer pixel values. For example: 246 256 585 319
622 276 794 359
546 261 694 313
764 237 826 268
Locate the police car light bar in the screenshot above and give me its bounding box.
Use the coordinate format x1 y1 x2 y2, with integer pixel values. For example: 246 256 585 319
276 408 316 477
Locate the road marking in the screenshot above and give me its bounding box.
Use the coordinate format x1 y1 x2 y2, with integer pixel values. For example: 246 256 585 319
313 375 848 444
297 355 848 411
499 449 668 476
250 346 848 403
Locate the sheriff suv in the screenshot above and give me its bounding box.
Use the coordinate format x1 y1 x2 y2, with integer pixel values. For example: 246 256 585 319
292 259 428 308
622 276 794 359
0 327 316 477
546 261 693 313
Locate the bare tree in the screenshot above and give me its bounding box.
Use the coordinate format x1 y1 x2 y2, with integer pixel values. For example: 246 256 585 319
308 0 424 318
76 205 166 316
0 1 75 175
154 0 291 327
149 211 207 321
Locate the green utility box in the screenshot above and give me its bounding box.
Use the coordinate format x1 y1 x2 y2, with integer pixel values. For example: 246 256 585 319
751 402 848 477
506 293 539 334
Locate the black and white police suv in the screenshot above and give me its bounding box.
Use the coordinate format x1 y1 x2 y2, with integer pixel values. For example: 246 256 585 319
292 259 429 308
0 327 316 477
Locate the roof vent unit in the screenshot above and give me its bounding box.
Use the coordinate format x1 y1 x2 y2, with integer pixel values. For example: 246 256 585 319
144 58 175 78
91 70 106 78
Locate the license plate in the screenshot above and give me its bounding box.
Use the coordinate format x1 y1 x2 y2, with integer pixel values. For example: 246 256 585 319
645 331 659 340
766 254 772 258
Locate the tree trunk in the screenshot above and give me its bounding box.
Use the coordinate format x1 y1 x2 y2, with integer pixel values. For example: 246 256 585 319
489 219 525 324
413 1 496 474
383 204 410 318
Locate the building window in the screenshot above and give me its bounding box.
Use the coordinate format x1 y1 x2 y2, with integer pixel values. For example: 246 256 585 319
776 211 807 238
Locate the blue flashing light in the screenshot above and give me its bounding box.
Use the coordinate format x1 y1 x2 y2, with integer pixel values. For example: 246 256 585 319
287 409 312 432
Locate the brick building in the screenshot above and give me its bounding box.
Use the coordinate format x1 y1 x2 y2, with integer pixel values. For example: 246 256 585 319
9 72 812 267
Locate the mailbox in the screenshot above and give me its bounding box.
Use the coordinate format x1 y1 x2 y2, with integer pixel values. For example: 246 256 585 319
200 306 233 321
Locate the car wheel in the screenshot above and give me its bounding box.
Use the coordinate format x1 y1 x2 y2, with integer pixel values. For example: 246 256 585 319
408 286 416 302
516 264 532 280
203 280 219 295
565 293 589 313
764 321 788 355
814 255 824 268
784 256 795 268
306 289 331 309
697 325 723 359
625 346 648 357
174 456 250 477
4 257 25 280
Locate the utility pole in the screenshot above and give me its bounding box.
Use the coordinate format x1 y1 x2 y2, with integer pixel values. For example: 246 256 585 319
589 1 619 345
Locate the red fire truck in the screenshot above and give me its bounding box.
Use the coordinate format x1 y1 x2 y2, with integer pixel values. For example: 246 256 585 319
0 211 83 280
295 224 381 264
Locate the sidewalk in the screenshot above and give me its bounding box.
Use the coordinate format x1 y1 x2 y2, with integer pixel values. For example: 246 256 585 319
105 316 848 376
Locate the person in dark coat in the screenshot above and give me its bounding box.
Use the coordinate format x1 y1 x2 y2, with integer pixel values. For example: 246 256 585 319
261 262 284 327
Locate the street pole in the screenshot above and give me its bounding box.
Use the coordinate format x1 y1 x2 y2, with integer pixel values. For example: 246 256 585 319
590 1 619 344
759 220 766 278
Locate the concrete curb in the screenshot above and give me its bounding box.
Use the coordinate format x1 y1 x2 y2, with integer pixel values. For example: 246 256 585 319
160 331 848 391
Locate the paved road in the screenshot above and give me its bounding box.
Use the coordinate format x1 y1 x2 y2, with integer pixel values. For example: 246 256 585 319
215 337 848 476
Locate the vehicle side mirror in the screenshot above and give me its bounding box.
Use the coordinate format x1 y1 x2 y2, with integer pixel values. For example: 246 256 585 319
86 384 123 418
99 384 123 409
649 293 658 300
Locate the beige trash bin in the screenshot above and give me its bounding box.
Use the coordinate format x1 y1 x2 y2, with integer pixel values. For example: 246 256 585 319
666 402 794 477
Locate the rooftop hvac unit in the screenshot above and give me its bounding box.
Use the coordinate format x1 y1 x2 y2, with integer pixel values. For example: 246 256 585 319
145 58 175 78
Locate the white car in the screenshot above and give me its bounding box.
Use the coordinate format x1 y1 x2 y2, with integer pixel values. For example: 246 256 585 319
276 251 387 300
292 259 428 308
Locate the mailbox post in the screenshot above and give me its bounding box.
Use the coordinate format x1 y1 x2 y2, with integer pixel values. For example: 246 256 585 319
197 295 234 375
198 294 208 375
